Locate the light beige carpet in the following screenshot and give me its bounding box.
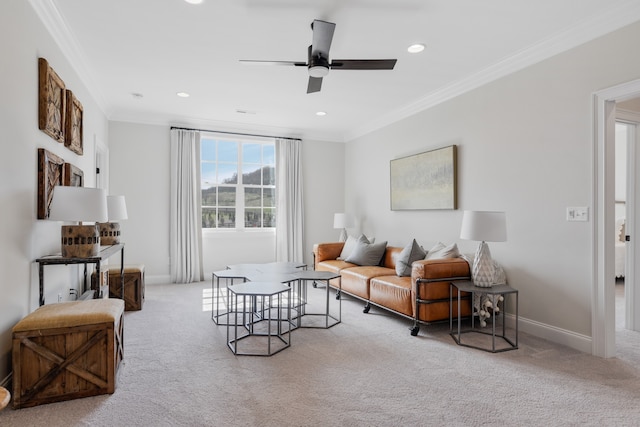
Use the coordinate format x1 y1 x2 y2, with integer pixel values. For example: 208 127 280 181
2 280 640 426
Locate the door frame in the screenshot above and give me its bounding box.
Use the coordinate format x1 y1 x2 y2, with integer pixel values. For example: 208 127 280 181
593 78 640 357
617 112 640 331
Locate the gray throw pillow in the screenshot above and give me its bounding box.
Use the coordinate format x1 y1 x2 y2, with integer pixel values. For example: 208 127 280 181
396 239 426 277
338 234 364 260
345 240 387 266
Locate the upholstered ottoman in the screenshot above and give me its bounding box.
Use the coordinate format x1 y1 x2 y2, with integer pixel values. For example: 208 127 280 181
107 264 145 311
12 299 124 409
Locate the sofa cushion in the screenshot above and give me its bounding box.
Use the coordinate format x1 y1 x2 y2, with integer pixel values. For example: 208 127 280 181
345 239 387 266
370 275 413 316
340 266 395 300
395 239 426 277
425 242 460 260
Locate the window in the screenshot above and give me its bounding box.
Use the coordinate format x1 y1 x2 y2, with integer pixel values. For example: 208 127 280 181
201 134 276 229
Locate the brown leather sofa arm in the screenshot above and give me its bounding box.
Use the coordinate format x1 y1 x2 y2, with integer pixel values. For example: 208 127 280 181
411 257 470 282
313 242 345 268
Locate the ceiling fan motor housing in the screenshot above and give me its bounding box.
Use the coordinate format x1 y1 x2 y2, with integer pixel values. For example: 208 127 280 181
308 45 329 77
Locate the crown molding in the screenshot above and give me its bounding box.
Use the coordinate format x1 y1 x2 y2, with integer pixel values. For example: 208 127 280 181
29 0 109 115
109 111 345 143
346 1 640 142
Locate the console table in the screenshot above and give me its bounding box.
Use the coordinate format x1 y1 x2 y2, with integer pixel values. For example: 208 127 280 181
449 280 518 353
36 244 124 306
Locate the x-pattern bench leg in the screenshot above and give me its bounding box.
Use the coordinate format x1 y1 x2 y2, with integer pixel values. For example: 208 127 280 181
18 329 109 402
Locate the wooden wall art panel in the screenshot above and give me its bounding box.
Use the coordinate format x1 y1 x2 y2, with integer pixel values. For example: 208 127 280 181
37 148 64 219
64 90 83 155
63 162 83 187
38 58 66 143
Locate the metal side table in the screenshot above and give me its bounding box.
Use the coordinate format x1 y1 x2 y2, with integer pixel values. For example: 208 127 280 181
450 281 519 353
293 270 341 328
227 282 292 356
211 269 248 325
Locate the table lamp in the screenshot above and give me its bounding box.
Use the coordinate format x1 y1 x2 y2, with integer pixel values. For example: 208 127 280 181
333 213 354 242
460 210 507 287
49 186 108 257
99 195 128 245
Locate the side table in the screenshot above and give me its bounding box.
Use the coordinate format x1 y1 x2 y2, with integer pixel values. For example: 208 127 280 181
293 270 341 328
450 281 518 353
227 282 292 356
211 269 249 325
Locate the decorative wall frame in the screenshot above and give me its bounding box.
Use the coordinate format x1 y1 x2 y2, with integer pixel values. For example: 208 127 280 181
63 162 84 187
38 58 66 143
64 90 83 155
390 145 458 210
37 148 65 219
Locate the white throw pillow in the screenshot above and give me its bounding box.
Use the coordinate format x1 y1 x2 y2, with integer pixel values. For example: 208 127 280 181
425 242 460 260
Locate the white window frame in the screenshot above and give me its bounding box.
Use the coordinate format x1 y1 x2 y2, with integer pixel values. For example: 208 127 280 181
200 132 276 232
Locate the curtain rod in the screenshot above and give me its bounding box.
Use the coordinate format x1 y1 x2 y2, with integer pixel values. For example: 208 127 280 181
170 126 301 141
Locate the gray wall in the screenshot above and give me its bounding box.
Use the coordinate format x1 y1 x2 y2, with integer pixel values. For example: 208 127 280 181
0 1 109 381
344 20 640 346
2 0 640 383
108 121 345 282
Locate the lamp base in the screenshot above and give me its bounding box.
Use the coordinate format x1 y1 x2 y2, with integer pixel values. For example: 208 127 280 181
472 241 495 288
61 225 100 258
338 228 348 242
98 222 121 246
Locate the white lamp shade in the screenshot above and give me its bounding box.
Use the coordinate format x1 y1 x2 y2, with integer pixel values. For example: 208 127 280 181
107 195 128 221
333 213 354 229
49 186 108 223
460 211 507 242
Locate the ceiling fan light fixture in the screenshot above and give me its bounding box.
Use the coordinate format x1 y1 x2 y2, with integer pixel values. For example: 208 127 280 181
308 65 329 78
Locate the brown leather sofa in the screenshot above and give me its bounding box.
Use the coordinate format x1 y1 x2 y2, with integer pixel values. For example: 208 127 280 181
313 241 472 335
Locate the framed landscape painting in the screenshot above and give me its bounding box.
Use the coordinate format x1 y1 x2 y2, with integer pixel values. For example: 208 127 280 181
390 145 457 210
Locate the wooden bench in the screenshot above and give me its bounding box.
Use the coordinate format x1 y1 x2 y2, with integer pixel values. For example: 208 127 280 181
107 264 145 311
12 299 124 409
91 264 145 311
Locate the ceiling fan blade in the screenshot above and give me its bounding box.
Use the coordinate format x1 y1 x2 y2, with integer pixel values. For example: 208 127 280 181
307 76 323 94
239 60 307 67
311 20 336 58
330 59 397 70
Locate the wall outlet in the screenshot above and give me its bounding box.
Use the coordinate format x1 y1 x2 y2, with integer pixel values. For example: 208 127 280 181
57 293 63 302
567 207 589 222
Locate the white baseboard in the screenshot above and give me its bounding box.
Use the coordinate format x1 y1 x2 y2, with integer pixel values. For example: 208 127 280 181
504 313 592 354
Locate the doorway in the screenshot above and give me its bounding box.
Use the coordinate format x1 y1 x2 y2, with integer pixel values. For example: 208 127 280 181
593 80 640 358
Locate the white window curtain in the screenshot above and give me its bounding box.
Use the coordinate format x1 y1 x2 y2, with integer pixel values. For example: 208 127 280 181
275 138 304 262
170 128 204 283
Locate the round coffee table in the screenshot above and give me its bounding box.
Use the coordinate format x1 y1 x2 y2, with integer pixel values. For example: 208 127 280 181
0 386 10 410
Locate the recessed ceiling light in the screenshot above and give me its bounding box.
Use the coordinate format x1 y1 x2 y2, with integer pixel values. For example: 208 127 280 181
407 43 425 53
184 0 203 4
176 92 190 98
316 111 327 116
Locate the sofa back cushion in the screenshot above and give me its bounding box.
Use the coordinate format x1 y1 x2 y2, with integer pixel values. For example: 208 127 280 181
381 246 403 270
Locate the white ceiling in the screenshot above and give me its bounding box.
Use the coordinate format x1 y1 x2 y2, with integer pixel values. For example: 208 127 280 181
33 0 640 142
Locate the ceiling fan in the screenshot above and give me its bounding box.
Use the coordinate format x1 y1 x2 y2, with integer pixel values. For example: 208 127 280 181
240 19 397 94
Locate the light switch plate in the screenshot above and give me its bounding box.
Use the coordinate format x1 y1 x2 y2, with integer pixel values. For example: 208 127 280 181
567 207 589 222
